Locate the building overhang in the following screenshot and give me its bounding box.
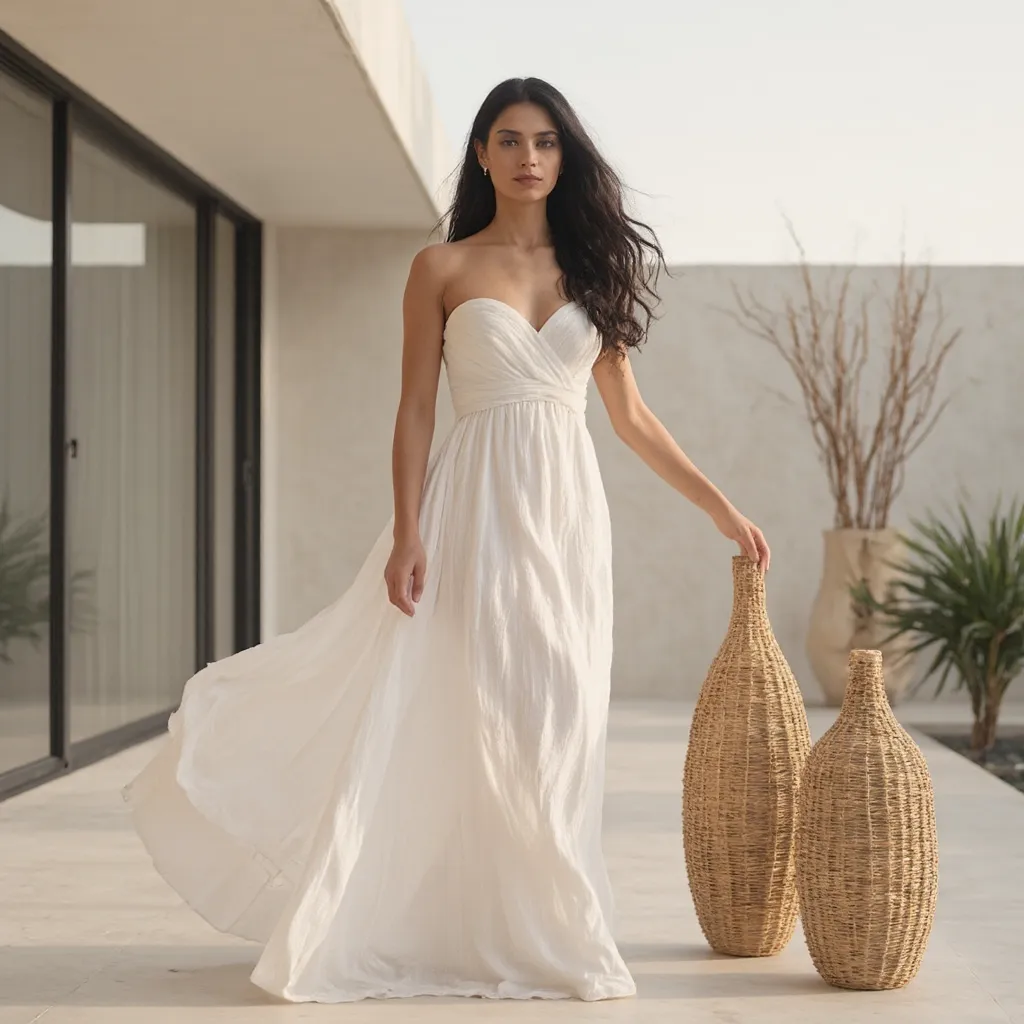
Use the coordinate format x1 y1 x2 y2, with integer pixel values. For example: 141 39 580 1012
0 0 453 228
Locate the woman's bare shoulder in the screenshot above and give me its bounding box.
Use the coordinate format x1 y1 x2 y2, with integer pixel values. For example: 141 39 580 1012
408 241 483 302
410 240 473 278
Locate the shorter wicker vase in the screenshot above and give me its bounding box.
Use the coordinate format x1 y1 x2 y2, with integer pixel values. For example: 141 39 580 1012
683 556 811 957
796 649 939 990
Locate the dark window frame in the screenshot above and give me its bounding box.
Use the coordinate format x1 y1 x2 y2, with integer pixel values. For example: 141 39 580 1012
0 29 262 800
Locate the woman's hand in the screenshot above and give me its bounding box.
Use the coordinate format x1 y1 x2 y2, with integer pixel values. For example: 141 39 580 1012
384 535 427 616
712 505 771 572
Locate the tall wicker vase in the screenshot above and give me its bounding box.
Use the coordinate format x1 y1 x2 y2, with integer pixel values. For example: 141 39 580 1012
683 555 812 957
796 649 939 990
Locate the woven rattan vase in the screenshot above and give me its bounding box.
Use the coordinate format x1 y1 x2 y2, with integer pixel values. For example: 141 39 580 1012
683 555 812 957
796 649 939 990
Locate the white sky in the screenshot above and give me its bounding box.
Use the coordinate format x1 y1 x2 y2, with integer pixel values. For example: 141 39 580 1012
400 0 1023 265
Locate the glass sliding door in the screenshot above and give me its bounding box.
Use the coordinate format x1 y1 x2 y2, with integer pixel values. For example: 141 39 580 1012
0 71 53 774
0 32 262 800
213 214 236 661
66 130 197 743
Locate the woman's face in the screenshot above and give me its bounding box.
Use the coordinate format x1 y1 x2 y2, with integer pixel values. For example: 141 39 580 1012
476 102 563 202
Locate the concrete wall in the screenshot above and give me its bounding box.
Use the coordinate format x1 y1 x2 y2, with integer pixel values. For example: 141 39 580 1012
262 226 450 636
262 252 1024 702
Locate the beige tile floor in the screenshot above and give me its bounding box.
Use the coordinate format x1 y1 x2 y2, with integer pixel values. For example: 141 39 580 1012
1 699 1022 1024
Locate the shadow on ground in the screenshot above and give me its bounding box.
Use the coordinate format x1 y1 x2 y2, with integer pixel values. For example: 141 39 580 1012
0 943 840 1007
618 940 730 963
0 946 265 1007
634 970 833 1000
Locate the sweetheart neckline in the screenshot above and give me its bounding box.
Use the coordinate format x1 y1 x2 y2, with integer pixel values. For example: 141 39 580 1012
444 296 579 336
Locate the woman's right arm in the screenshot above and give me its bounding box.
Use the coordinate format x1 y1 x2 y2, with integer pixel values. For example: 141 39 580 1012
384 246 447 616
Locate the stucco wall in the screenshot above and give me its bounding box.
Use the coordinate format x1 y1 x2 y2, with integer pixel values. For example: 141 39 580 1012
262 226 450 635
263 248 1024 702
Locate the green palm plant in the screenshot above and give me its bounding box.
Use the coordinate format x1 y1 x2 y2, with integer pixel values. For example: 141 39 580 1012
0 499 51 662
855 500 1024 755
0 497 94 663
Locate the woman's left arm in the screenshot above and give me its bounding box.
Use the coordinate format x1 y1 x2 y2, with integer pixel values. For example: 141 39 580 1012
593 351 771 571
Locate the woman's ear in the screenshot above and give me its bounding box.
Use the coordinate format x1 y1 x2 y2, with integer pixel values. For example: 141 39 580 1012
473 137 487 173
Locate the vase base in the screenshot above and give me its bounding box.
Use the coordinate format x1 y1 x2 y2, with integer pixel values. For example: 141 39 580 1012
817 971 918 991
701 928 797 959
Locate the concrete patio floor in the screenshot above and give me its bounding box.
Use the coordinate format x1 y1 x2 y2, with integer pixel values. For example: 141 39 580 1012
1 699 1022 1023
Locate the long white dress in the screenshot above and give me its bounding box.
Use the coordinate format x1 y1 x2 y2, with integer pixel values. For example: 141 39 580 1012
124 296 636 1003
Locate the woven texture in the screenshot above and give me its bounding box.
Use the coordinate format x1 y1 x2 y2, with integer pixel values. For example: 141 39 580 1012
796 649 939 990
683 556 812 956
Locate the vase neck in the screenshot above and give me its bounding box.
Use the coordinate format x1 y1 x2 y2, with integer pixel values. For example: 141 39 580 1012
730 558 769 628
842 650 889 718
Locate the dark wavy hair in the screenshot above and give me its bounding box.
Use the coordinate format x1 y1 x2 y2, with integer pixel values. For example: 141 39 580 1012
440 77 666 356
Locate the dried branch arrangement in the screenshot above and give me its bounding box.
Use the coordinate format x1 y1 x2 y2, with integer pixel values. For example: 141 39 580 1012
727 232 961 530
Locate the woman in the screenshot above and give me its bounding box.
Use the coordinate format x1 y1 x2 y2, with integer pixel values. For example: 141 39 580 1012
125 77 769 1004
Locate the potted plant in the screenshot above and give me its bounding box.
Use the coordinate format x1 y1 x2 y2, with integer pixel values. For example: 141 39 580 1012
727 230 961 703
856 501 1024 755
